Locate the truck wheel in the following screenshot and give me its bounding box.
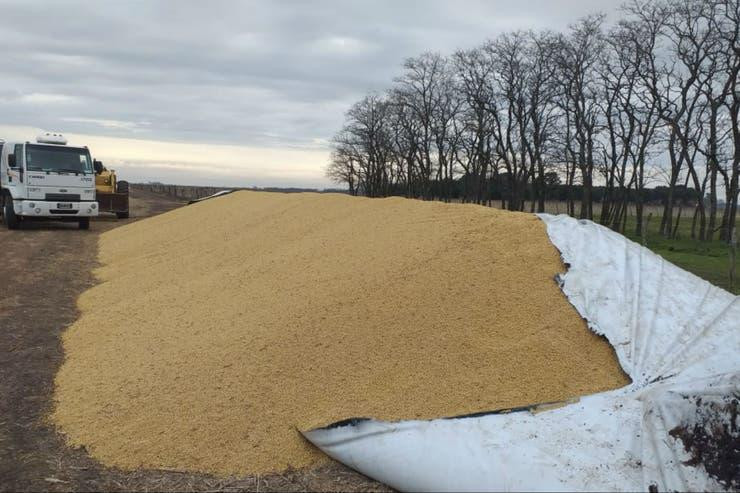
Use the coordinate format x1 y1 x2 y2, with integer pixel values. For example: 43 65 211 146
78 217 90 230
117 180 129 194
116 211 130 219
3 197 20 230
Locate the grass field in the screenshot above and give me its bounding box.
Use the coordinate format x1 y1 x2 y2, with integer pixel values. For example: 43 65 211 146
621 216 738 295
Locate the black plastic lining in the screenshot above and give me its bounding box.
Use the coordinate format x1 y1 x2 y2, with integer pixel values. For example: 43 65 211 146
321 417 372 430
313 400 568 431
442 400 566 420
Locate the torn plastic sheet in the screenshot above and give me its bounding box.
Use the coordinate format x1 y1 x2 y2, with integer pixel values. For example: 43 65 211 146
303 214 740 492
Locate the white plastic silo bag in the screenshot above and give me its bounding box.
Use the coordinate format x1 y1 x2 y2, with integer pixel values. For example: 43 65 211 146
303 214 740 492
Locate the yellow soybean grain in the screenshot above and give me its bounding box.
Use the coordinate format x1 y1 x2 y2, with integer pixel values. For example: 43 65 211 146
52 191 628 476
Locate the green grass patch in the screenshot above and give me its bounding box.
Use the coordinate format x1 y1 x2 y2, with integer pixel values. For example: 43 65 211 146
619 216 738 295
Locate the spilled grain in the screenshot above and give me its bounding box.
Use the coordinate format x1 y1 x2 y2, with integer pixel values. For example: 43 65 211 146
53 191 628 475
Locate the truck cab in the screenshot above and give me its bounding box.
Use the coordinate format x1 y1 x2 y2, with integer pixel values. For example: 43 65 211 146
0 133 99 229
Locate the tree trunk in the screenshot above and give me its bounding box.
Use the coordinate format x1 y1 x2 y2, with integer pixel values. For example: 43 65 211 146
708 163 718 241
660 133 680 237
673 203 683 239
691 203 700 240
537 162 545 213
580 170 592 220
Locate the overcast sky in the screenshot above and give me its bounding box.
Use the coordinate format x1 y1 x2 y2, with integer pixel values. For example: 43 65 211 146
0 0 622 188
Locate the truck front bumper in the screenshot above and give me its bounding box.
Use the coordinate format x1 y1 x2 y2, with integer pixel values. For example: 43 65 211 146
15 200 99 218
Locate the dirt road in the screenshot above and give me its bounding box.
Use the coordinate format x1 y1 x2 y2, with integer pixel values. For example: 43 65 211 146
0 187 384 492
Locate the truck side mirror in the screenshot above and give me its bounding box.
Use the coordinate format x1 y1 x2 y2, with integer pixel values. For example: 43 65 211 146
8 154 15 168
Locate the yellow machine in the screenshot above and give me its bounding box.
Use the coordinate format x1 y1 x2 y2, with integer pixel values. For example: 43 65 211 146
94 160 129 219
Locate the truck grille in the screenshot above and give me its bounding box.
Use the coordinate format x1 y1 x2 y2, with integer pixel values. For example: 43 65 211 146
46 193 81 202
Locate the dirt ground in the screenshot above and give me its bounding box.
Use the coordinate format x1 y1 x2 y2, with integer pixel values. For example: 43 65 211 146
0 187 387 492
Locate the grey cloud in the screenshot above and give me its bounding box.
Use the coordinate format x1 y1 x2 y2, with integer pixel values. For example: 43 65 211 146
0 0 622 179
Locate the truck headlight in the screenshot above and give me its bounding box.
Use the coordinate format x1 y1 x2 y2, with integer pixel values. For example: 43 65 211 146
91 203 97 209
29 202 35 208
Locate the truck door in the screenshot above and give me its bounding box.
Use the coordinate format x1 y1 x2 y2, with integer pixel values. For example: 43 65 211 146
8 144 23 184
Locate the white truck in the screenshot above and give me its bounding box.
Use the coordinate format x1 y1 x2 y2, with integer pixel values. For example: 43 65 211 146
0 133 98 230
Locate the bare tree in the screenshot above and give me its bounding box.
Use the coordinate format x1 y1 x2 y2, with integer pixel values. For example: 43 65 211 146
326 137 358 195
486 32 535 211
452 46 496 204
394 53 448 199
599 11 663 234
429 58 464 202
554 15 606 219
639 0 719 239
710 0 739 243
386 89 421 198
525 31 561 213
333 94 393 197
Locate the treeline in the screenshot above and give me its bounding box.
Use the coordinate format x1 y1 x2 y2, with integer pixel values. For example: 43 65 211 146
383 174 701 204
327 0 739 243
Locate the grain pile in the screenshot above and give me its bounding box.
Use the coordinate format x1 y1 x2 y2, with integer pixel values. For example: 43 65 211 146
53 191 628 476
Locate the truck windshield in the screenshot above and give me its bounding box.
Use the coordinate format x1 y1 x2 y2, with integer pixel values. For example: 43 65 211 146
25 144 93 174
